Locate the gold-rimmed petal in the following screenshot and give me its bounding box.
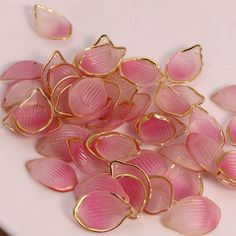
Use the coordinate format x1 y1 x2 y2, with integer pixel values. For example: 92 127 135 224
14 88 54 134
34 4 72 40
154 81 205 117
73 191 133 232
165 45 203 83
94 34 114 46
226 116 236 146
119 58 164 87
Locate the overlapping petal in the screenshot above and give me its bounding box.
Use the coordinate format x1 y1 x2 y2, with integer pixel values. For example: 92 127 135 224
226 116 236 146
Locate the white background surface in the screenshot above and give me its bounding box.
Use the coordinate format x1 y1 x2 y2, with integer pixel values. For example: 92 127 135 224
1 0 236 235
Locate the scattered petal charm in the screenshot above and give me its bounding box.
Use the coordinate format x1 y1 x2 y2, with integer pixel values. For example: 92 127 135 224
227 116 236 146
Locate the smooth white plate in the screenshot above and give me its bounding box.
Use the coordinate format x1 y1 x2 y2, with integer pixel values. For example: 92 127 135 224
1 0 236 235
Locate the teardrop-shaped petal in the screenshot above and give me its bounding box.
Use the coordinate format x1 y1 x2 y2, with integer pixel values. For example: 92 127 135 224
0 60 43 81
67 138 108 174
129 150 168 176
125 93 151 122
154 82 204 116
14 88 53 134
217 151 236 183
116 174 147 218
41 50 66 93
36 124 90 161
2 79 41 108
48 63 79 91
227 116 236 146
26 157 77 192
144 176 173 214
160 144 204 172
93 132 141 162
162 196 221 235
187 133 223 174
110 161 151 205
34 4 72 40
211 85 236 112
68 78 108 116
75 44 126 76
94 34 114 46
74 174 129 201
135 113 179 145
73 191 133 232
165 165 203 201
188 105 225 146
120 58 163 87
165 45 203 83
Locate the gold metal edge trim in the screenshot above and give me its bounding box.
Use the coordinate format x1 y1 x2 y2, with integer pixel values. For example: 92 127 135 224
94 34 114 46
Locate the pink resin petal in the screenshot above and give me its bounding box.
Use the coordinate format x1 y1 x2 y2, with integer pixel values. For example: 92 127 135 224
188 105 224 146
211 85 236 112
74 174 129 201
110 161 151 204
166 45 203 83
41 51 66 94
125 93 151 122
68 78 108 116
227 116 236 146
75 44 126 76
162 196 221 235
73 191 132 232
116 175 147 218
68 138 108 175
187 133 223 174
14 89 53 134
144 176 173 214
160 144 204 172
218 151 236 182
34 4 72 40
94 132 141 162
37 124 90 161
26 157 77 192
135 113 176 145
129 150 168 176
120 58 163 87
48 63 79 91
165 165 203 201
0 60 43 81
2 79 41 108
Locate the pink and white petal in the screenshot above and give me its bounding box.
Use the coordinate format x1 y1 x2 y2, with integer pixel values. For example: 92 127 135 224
211 85 236 112
165 165 203 201
41 50 66 94
218 151 236 182
165 45 203 83
76 44 126 76
2 80 41 108
128 150 168 176
162 196 221 235
68 138 108 175
125 93 151 122
26 157 77 192
68 78 108 116
227 116 236 146
110 161 151 204
188 105 225 146
144 176 173 214
36 124 90 161
135 113 176 145
120 58 163 87
14 89 53 134
216 171 236 188
34 4 72 40
94 34 114 46
94 132 141 162
74 174 129 201
160 144 204 172
73 191 133 232
0 60 43 81
187 133 223 174
116 174 147 218
48 63 79 91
